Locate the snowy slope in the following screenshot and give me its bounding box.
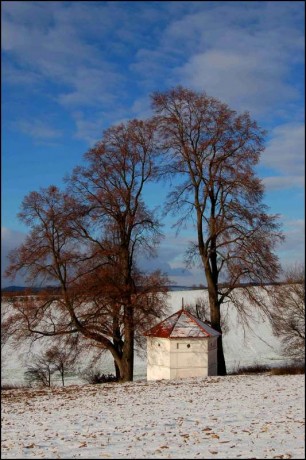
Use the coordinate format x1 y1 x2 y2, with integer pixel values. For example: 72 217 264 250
1 289 285 385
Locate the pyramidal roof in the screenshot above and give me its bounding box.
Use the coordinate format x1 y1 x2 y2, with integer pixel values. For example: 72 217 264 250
144 308 221 338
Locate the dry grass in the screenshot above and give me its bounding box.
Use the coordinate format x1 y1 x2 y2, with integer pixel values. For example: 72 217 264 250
1 383 30 391
229 362 305 376
270 363 305 375
228 364 270 375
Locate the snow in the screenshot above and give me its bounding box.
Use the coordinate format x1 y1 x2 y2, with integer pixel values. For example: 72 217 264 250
1 374 304 459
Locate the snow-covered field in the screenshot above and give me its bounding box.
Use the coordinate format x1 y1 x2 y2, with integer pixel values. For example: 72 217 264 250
2 289 288 386
1 373 304 459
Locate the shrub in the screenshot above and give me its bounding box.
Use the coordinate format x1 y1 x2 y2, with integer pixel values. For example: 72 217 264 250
81 369 118 384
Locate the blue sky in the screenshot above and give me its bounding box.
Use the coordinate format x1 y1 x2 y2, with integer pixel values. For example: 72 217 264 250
2 1 305 287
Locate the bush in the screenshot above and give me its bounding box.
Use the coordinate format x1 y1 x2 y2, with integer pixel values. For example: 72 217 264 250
81 369 118 384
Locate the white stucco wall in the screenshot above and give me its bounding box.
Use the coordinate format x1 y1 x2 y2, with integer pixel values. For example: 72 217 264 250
170 338 209 379
147 337 218 380
147 337 171 380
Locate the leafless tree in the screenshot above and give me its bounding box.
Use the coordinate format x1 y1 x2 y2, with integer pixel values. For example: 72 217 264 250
4 119 169 383
269 264 305 363
43 345 78 386
152 86 284 375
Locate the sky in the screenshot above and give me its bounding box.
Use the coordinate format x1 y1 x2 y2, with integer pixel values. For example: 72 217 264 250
1 0 305 287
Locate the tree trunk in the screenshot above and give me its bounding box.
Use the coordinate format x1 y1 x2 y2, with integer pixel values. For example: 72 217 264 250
205 265 227 376
216 335 226 375
114 360 120 380
209 299 227 375
120 305 134 382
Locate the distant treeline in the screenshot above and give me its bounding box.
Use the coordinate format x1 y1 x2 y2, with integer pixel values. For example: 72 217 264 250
1 280 292 297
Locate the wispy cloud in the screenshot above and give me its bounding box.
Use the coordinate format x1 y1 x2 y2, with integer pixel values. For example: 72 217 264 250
278 219 305 267
262 176 304 191
1 227 27 287
15 119 63 142
263 123 305 175
261 122 305 190
165 3 303 116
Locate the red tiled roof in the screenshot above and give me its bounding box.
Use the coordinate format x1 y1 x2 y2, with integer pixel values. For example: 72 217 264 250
143 309 221 338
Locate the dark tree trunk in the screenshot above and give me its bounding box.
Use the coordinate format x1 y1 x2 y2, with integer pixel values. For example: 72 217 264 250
216 335 227 376
120 305 134 382
61 368 65 387
114 360 121 380
206 266 227 376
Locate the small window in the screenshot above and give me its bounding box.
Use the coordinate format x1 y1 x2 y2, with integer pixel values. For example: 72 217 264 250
187 344 191 348
177 343 179 349
158 343 161 347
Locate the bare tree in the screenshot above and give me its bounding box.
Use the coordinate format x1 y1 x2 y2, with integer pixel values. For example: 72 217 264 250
4 119 169 383
269 264 305 363
152 86 284 375
25 352 55 387
43 345 78 386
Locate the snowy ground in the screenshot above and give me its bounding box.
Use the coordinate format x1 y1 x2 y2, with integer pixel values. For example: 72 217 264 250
1 373 304 459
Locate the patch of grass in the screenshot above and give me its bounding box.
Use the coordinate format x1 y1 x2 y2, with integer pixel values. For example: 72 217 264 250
270 363 305 375
1 383 30 391
229 361 305 376
229 364 270 375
